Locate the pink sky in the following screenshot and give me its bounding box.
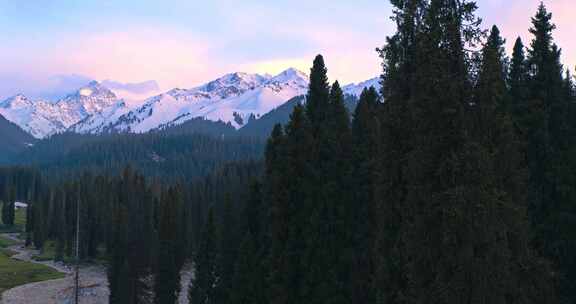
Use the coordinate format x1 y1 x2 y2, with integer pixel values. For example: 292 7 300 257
480 0 575 71
0 0 574 99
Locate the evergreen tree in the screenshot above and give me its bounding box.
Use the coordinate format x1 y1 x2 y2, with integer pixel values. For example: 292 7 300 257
243 181 265 245
228 181 267 304
267 103 313 304
153 188 181 304
215 195 239 303
381 1 549 302
54 190 66 262
25 200 33 246
189 208 218 304
1 201 8 226
508 37 530 126
473 25 508 140
472 24 555 303
522 4 576 302
24 181 38 247
2 183 15 227
108 202 130 304
229 232 264 304
401 0 481 301
305 55 331 133
350 87 381 304
376 0 429 303
375 0 425 302
108 167 154 303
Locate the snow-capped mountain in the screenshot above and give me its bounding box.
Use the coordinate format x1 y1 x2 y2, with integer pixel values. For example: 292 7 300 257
76 68 310 134
1 69 379 139
0 94 65 138
342 77 381 97
0 81 126 138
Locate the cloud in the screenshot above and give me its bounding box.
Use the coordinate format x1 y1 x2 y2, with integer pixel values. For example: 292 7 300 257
0 29 212 99
49 29 217 90
0 73 94 101
101 80 159 94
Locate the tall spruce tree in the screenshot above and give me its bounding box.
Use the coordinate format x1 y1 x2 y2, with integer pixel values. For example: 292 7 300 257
473 25 555 303
2 183 15 227
215 195 239 303
229 232 262 304
189 208 218 304
107 167 154 303
305 55 331 133
382 1 548 302
524 3 562 223
523 4 576 302
228 182 267 304
508 37 530 128
153 188 181 304
304 80 353 304
54 189 66 262
400 0 481 301
268 103 313 304
375 1 425 301
108 201 130 304
1 201 8 227
350 87 381 303
25 200 33 246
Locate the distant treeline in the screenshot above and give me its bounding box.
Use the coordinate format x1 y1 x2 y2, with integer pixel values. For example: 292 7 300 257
11 131 264 181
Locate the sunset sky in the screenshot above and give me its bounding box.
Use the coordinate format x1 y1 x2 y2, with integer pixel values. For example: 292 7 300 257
0 0 574 100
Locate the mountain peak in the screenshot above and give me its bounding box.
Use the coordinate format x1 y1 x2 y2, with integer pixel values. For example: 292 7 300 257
1 94 32 108
342 77 381 97
282 67 307 76
206 72 268 88
270 68 308 83
73 81 116 99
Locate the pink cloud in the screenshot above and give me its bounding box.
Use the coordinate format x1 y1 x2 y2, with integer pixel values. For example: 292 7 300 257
48 29 218 90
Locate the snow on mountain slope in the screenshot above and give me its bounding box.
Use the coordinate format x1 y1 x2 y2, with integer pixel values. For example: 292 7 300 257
53 81 121 128
342 77 381 97
88 68 309 133
1 70 379 138
0 94 64 138
101 80 161 108
0 81 126 138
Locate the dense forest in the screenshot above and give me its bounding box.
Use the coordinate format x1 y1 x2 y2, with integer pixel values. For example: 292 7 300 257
1 1 575 304
10 132 264 180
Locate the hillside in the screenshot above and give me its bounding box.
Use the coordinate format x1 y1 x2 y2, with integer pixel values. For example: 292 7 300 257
0 114 35 163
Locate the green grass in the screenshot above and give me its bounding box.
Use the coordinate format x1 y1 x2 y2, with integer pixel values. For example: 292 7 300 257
0 209 67 297
0 208 26 233
14 208 25 228
0 237 17 249
0 234 65 296
31 241 77 264
32 241 56 262
1 248 17 257
0 235 18 258
0 246 65 295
